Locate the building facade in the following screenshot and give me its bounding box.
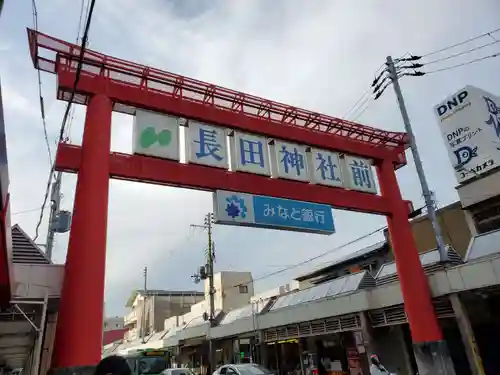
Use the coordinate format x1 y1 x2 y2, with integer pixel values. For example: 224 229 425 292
123 290 205 342
405 201 473 258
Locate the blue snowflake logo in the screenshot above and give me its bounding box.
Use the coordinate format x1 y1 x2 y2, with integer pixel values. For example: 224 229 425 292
225 195 248 219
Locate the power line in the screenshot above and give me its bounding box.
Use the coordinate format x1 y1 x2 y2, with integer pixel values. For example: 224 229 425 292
212 225 387 295
424 51 500 74
351 97 373 122
64 0 90 142
342 63 386 120
75 0 86 44
31 0 53 167
423 39 500 66
11 207 42 216
421 26 500 57
33 0 97 241
343 87 371 120
345 56 413 121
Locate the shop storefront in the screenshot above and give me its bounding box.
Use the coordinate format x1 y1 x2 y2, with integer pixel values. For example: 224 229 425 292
262 314 363 375
177 337 209 374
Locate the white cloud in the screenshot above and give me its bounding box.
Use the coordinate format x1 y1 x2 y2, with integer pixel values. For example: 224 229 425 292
1 0 500 315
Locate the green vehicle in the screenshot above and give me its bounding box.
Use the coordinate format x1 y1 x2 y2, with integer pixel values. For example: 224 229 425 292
123 349 170 375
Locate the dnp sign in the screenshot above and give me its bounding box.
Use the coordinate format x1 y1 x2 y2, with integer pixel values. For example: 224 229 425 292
434 85 500 184
436 89 469 118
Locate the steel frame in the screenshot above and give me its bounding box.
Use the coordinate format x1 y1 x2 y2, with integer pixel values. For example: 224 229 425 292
27 28 408 167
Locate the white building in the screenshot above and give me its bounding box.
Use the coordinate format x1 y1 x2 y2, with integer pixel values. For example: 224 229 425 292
103 316 124 332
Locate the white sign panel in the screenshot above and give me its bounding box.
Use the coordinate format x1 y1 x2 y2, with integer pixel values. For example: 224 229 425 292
343 155 377 194
273 140 309 182
187 120 229 169
434 85 500 183
213 190 255 225
310 148 344 188
132 109 180 161
231 131 271 176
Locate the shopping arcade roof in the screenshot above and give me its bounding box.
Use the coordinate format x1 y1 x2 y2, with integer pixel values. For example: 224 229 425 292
106 230 500 352
270 271 375 312
375 246 464 285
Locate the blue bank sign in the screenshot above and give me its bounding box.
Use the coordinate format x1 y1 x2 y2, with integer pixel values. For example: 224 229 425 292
213 190 335 235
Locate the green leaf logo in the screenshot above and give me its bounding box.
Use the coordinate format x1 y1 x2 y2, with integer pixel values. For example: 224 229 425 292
140 127 172 148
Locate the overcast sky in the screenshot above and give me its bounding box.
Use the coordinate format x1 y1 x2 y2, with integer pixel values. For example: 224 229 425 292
1 1 499 317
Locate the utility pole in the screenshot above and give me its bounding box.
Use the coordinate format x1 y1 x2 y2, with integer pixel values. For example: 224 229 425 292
385 55 448 262
45 171 62 261
191 212 216 373
141 266 148 344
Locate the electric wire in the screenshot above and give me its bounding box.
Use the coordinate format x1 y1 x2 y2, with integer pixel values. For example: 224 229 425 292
350 96 374 122
424 51 500 75
342 87 371 120
422 39 500 66
420 27 500 58
212 199 425 296
31 0 53 167
11 207 42 216
212 224 387 294
32 0 97 241
342 63 385 120
64 0 87 141
347 56 411 120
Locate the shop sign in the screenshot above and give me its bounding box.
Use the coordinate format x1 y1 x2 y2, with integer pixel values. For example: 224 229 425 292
213 190 335 235
132 113 378 194
434 85 500 183
133 110 181 161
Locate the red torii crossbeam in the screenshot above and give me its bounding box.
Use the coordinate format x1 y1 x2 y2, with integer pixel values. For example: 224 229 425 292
26 29 442 370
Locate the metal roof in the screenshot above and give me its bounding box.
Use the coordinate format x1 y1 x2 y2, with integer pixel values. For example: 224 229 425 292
219 299 272 326
11 224 51 265
295 240 387 282
375 246 463 285
271 270 375 311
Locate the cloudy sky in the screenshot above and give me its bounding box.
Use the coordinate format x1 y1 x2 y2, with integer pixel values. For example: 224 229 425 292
1 0 499 316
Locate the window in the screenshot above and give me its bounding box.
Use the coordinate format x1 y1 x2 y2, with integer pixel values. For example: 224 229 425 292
126 358 136 372
239 285 248 294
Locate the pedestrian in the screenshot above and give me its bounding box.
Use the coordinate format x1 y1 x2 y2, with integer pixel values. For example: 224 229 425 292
95 355 132 375
369 354 392 375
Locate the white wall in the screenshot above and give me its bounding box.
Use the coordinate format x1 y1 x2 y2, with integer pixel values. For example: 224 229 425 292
103 316 124 331
164 316 179 331
207 271 254 311
13 264 64 299
170 271 255 328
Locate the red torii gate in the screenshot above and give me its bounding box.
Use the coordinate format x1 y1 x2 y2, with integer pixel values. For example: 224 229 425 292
27 29 442 370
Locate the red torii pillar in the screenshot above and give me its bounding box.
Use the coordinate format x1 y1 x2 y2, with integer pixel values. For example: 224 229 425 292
377 159 454 373
51 93 112 369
